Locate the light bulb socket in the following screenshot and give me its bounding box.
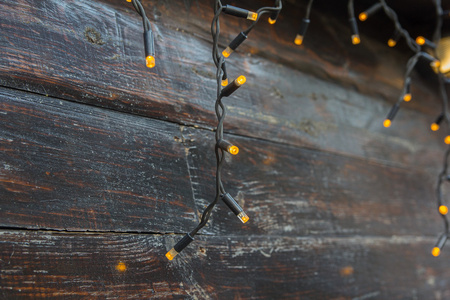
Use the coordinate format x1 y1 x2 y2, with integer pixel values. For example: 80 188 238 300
387 103 400 121
166 233 194 260
221 193 244 216
349 17 359 37
222 5 257 20
174 233 194 253
269 11 280 24
218 139 239 155
421 52 439 66
435 112 445 125
436 234 448 249
405 78 411 93
143 30 155 58
298 18 310 38
228 32 248 51
220 76 245 97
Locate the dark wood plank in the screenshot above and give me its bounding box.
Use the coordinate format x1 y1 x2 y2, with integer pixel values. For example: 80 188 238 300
0 87 197 232
182 126 442 237
0 0 446 171
0 87 443 237
0 231 448 299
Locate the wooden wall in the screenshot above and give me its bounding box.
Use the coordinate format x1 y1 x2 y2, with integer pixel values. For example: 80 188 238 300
1 0 449 298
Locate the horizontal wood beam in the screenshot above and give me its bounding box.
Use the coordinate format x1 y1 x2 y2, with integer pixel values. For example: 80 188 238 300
0 87 197 233
0 87 442 237
0 231 448 298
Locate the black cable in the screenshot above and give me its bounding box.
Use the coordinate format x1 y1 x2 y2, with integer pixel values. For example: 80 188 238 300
131 0 151 31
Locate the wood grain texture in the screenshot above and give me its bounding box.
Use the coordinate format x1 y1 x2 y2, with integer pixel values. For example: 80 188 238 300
0 87 197 232
0 87 443 238
0 230 449 299
0 0 446 171
182 126 442 238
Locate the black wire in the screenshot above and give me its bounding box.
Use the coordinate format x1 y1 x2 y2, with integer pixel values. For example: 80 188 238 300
378 0 420 53
130 0 151 32
305 0 314 19
347 0 355 19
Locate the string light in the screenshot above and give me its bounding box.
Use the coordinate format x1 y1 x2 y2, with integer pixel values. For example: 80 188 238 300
268 0 281 24
358 3 382 22
416 36 437 48
222 5 258 21
403 78 412 102
158 0 450 260
348 0 360 44
222 32 248 58
387 29 401 47
352 0 450 256
127 0 155 68
218 140 239 155
294 0 313 45
165 0 282 260
431 113 444 131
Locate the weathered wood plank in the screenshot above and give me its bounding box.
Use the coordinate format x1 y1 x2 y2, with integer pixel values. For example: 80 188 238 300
0 231 448 299
0 87 197 232
0 0 446 171
182 126 442 237
0 87 443 237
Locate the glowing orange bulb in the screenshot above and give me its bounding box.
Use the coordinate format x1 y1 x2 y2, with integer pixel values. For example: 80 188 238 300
268 17 276 24
439 205 448 215
383 119 391 128
416 36 425 45
431 123 439 131
241 215 249 223
432 247 441 257
146 56 155 68
359 12 368 21
221 79 229 87
237 211 249 223
294 34 303 45
352 35 361 45
236 75 246 85
126 0 131 2
431 60 441 68
228 145 239 155
445 135 450 144
247 12 258 21
116 262 127 272
403 94 412 102
165 248 178 261
387 39 396 47
222 47 232 58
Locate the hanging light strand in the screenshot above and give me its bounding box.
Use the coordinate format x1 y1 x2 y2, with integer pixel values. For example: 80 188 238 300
379 0 450 255
166 0 282 261
127 0 155 68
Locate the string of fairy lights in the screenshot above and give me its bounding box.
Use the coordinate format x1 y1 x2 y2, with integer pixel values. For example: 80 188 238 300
165 0 282 261
126 0 155 68
127 0 449 259
296 0 449 257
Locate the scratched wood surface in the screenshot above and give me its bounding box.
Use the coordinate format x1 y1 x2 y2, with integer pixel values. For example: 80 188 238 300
0 87 197 233
1 0 450 298
0 89 442 238
182 126 441 238
0 231 449 299
0 0 446 172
